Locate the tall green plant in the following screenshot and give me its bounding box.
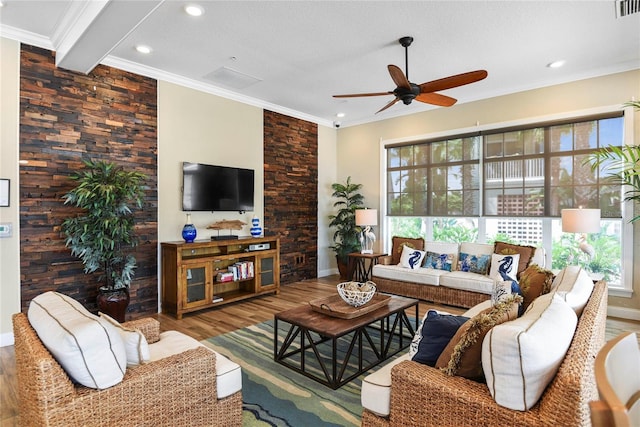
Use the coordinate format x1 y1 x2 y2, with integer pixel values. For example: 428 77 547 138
61 159 146 290
587 100 640 222
329 176 364 264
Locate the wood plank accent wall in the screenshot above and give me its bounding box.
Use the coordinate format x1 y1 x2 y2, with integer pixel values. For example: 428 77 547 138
263 110 318 284
19 45 158 318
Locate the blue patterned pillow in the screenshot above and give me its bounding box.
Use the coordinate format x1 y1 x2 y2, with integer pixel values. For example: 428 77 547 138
399 245 426 269
422 251 454 271
457 252 491 275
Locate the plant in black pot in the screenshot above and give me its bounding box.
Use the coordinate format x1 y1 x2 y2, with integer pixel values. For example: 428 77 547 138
329 176 364 279
61 159 146 322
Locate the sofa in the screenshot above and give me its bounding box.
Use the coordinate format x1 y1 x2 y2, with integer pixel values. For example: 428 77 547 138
372 237 546 308
361 266 608 427
13 291 242 427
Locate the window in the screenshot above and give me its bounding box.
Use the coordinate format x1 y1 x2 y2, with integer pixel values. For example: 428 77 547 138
383 110 631 292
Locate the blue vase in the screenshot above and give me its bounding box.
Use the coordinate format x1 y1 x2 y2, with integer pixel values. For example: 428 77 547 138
250 216 262 237
182 214 197 243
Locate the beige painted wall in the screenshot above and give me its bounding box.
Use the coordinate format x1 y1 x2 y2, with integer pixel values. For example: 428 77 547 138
0 38 21 343
317 125 338 276
336 69 640 317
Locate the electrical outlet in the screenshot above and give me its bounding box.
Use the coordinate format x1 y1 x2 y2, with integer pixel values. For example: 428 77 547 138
0 223 13 238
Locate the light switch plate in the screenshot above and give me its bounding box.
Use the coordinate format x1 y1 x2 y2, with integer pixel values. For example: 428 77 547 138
0 223 13 238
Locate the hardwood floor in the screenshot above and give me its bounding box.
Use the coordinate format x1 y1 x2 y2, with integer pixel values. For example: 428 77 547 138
2 275 640 426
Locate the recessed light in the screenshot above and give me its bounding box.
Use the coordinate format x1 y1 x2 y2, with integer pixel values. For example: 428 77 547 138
136 45 152 54
184 4 204 16
547 60 565 68
336 112 345 118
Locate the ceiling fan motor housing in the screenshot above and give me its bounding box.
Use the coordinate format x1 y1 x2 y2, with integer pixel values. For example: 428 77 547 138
395 83 421 104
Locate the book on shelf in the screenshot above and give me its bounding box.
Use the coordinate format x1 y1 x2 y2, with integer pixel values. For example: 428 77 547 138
212 296 224 303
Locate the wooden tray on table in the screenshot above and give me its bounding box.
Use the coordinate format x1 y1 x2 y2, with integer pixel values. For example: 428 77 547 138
308 293 391 319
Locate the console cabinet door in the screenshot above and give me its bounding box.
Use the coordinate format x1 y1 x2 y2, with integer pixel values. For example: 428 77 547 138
256 251 278 292
181 263 213 309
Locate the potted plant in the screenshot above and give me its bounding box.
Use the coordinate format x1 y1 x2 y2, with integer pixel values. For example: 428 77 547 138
61 159 146 321
588 100 640 223
329 176 364 278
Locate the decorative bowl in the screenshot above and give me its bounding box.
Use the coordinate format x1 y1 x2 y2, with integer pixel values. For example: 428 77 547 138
337 281 376 307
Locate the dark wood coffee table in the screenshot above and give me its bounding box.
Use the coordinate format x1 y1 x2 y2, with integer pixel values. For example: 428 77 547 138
273 295 418 389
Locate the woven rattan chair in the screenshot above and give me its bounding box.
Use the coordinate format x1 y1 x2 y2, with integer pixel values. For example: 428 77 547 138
589 332 640 427
12 313 242 427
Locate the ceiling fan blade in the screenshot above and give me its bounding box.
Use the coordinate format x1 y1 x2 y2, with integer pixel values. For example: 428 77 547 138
419 70 488 93
333 91 394 98
415 92 457 107
376 97 401 114
388 64 411 90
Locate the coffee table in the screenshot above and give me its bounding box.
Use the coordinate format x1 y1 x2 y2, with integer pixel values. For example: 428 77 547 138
274 295 418 389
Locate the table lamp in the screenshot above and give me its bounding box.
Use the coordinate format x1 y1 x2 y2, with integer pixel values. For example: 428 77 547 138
561 208 601 263
355 209 377 254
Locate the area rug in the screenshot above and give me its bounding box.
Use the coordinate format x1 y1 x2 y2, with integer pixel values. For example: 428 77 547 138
201 319 409 427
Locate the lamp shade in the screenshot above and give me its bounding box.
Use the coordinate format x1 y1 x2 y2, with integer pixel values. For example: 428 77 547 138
355 209 377 226
561 208 601 233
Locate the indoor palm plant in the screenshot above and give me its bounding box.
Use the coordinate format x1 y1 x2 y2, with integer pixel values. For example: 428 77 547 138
61 159 146 321
329 176 364 278
588 100 640 223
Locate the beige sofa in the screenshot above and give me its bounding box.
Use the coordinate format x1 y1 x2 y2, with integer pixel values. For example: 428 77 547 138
361 266 607 427
372 239 545 308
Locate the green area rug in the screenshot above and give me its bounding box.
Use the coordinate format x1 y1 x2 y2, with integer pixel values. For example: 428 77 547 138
202 319 408 427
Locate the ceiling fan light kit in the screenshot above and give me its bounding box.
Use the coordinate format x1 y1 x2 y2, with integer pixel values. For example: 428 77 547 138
334 36 488 114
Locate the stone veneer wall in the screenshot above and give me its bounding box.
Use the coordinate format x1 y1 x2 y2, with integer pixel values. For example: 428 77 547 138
263 110 318 284
19 45 158 318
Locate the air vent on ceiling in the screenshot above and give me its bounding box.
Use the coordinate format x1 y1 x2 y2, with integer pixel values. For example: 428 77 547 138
203 67 262 90
616 0 640 17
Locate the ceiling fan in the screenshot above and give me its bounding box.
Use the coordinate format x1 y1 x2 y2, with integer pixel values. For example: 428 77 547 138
333 36 488 114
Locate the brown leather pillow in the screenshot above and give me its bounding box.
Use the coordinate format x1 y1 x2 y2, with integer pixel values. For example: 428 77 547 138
435 295 521 380
519 264 554 310
391 236 425 265
494 241 537 277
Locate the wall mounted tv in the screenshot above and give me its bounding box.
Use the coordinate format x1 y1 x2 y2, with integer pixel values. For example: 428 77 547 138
182 162 255 212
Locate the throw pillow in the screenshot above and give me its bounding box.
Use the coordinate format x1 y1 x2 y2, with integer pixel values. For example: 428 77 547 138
391 236 425 265
457 252 491 275
489 253 520 282
494 241 537 277
411 310 469 366
422 251 455 271
518 264 554 311
491 280 512 306
99 312 150 367
399 245 426 269
27 291 127 389
435 294 521 380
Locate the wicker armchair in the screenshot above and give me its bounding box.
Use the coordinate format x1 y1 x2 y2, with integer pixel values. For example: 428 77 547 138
12 313 242 427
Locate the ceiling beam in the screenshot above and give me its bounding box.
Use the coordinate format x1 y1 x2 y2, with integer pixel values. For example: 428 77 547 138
54 0 163 74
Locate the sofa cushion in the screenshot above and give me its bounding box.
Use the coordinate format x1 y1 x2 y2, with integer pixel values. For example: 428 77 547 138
489 253 520 282
438 271 495 294
399 245 426 269
519 264 554 310
150 330 242 399
436 295 521 380
27 291 127 389
361 353 411 417
411 311 469 366
99 312 150 367
390 236 425 265
494 241 537 276
424 241 460 269
550 265 594 315
482 292 578 410
372 263 447 286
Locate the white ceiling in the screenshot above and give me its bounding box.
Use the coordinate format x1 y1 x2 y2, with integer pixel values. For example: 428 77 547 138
1 0 639 127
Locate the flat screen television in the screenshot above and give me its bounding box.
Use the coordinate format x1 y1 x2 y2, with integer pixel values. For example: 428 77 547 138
182 162 255 212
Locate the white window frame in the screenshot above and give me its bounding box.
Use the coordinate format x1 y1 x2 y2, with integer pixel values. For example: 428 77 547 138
378 105 634 296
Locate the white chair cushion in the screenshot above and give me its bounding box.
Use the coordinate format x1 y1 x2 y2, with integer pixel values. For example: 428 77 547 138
550 265 594 315
99 312 150 367
361 353 412 417
482 292 577 410
27 291 127 389
372 264 447 286
459 242 494 256
149 330 242 399
439 271 495 294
